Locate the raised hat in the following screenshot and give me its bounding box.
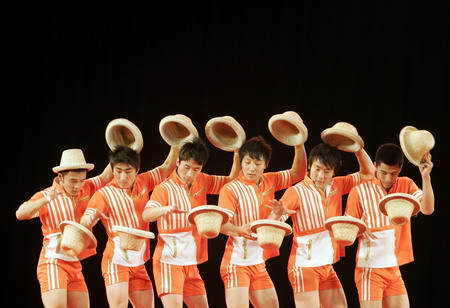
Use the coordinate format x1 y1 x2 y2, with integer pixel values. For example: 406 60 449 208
59 221 97 257
324 216 367 246
399 126 435 167
250 219 293 250
112 226 155 251
188 205 230 239
159 114 199 148
52 149 95 173
205 116 246 152
105 118 144 153
321 122 364 152
379 193 421 225
268 111 308 146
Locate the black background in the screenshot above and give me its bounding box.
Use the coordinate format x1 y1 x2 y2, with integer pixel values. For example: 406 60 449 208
5 1 449 307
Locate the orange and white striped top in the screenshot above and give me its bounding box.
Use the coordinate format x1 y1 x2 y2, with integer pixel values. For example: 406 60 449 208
83 167 163 265
146 170 227 265
218 170 294 265
345 177 422 267
26 176 107 261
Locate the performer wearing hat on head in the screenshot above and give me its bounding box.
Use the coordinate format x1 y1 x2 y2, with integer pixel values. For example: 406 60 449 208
16 149 113 308
142 137 240 308
267 135 374 308
217 135 307 308
345 141 434 308
80 143 179 308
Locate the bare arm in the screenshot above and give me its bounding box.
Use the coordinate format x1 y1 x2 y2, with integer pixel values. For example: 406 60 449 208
220 222 256 240
142 205 188 222
354 148 375 182
98 164 113 183
289 144 307 183
16 186 61 220
157 146 180 179
419 153 434 215
226 151 241 182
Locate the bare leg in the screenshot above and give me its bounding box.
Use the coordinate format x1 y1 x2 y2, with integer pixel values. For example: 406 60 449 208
129 289 155 308
319 288 347 308
67 291 90 308
106 282 130 308
41 289 67 308
249 288 279 308
160 293 184 308
382 294 409 308
294 290 320 308
184 294 209 308
225 286 250 308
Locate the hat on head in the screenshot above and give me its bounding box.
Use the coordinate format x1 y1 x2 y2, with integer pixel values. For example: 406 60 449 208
188 205 230 239
268 111 308 146
399 126 435 167
112 226 155 251
59 221 97 257
379 193 421 226
105 118 144 153
325 216 367 246
205 116 246 152
250 219 292 250
159 114 199 148
321 122 364 152
52 149 95 173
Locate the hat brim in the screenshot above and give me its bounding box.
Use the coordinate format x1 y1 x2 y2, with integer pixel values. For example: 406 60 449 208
379 193 421 217
250 219 293 235
268 114 308 146
324 216 367 236
205 116 246 152
187 205 230 225
53 163 95 173
105 118 144 153
112 226 155 239
399 126 423 167
59 220 97 249
159 115 199 148
321 128 364 152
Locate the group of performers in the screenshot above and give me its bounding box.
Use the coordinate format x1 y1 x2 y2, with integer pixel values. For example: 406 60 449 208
16 112 435 308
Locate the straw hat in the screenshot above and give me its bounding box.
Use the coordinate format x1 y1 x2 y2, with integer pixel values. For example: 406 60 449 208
188 205 230 239
250 219 293 250
321 122 364 152
159 114 199 148
52 149 95 173
59 221 97 257
324 216 367 246
268 111 308 146
112 226 155 251
379 193 421 226
205 116 246 152
105 118 144 153
399 126 435 167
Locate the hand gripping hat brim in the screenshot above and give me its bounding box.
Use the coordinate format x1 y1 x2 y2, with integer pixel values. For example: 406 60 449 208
105 118 144 153
399 126 435 167
321 122 364 152
205 116 246 152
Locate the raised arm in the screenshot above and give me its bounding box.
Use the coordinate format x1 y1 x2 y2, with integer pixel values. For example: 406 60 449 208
157 146 180 179
226 151 241 182
354 148 375 182
419 152 434 215
289 144 307 183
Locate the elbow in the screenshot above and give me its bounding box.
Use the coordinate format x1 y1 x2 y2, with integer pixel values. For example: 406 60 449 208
16 211 27 221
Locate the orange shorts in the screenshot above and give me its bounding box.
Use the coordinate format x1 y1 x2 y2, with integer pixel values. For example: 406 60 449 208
288 264 343 293
101 258 153 292
355 267 407 301
220 262 274 291
37 258 87 293
152 260 206 298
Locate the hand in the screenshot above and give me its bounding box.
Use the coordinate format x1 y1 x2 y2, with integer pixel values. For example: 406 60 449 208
237 223 257 240
265 199 296 218
419 152 433 178
167 205 188 214
46 186 62 203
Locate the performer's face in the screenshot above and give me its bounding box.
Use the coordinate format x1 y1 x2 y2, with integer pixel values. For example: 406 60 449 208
308 159 334 192
59 170 87 197
113 163 138 189
241 154 266 184
177 158 203 186
375 162 401 190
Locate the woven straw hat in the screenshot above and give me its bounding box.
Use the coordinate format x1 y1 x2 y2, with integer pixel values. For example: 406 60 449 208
321 122 364 152
250 219 293 250
188 205 230 239
205 116 246 152
112 226 155 251
399 126 435 167
59 221 97 257
159 114 199 148
268 111 308 146
379 193 420 226
105 118 144 153
52 149 95 173
324 216 367 246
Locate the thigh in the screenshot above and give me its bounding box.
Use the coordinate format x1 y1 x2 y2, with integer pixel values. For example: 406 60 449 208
319 288 347 308
129 289 155 308
153 260 185 297
67 291 90 308
288 265 320 293
220 263 251 289
184 294 209 308
382 294 409 308
249 288 279 308
106 281 130 308
184 265 207 298
41 289 67 308
129 264 153 292
248 263 274 292
225 286 250 308
294 291 320 308
355 267 385 302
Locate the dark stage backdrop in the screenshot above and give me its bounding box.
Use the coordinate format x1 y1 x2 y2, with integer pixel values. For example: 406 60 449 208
5 1 449 307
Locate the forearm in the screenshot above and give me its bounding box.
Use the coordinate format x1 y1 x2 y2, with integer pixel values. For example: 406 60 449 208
227 151 241 181
99 164 113 183
16 198 47 220
220 222 240 237
158 147 180 179
355 149 375 181
420 176 434 215
142 206 171 222
290 144 307 182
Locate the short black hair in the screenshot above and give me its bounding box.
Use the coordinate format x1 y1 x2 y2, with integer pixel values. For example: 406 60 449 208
375 143 404 167
108 145 141 171
179 137 209 165
239 136 272 164
308 143 342 174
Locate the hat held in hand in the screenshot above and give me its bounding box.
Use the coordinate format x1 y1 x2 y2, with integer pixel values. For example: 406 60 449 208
188 205 230 239
321 122 364 152
112 226 155 251
325 216 366 246
52 149 95 173
159 114 199 148
379 193 420 226
250 219 292 250
268 111 308 146
399 126 435 167
205 116 246 152
59 221 97 257
105 118 144 153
